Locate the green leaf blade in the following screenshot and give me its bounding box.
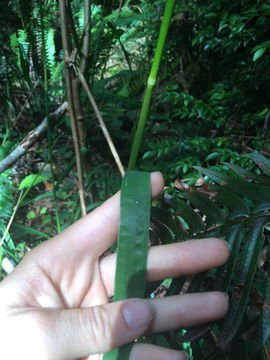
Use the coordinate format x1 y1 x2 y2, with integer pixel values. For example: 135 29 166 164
104 171 151 360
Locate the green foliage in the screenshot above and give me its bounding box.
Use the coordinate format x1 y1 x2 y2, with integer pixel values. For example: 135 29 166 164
150 152 270 359
0 172 14 222
18 173 50 190
1 0 270 357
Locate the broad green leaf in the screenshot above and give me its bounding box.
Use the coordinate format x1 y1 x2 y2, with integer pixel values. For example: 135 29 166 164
19 173 50 190
103 171 151 359
205 152 219 161
253 48 266 61
27 210 36 220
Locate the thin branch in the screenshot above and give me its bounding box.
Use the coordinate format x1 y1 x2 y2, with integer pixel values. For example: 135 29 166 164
0 102 68 173
76 67 125 177
59 0 87 217
118 0 125 13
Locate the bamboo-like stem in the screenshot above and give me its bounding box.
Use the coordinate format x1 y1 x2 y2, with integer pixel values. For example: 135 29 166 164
80 0 91 74
66 0 81 57
128 0 175 170
59 0 87 217
77 68 125 177
39 3 62 233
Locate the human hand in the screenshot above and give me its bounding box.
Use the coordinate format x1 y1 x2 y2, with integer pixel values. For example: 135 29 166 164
0 172 229 360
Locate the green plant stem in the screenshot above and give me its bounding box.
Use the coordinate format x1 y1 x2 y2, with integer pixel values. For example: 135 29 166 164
0 191 23 247
39 3 61 233
128 0 175 170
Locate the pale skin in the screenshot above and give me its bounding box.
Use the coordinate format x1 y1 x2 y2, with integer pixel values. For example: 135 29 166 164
0 173 229 360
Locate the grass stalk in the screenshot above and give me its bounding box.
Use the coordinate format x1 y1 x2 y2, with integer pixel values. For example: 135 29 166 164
0 191 23 247
128 0 175 170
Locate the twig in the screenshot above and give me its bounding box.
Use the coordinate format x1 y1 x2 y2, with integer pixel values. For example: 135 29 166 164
76 67 125 177
0 102 68 174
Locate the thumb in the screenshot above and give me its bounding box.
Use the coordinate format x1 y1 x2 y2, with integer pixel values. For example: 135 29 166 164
48 299 154 359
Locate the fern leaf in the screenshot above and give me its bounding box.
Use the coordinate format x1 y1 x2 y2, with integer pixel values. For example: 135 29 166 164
246 151 270 176
151 207 185 240
222 223 244 291
181 191 225 227
255 277 270 352
223 162 270 185
195 166 270 202
213 185 250 218
218 217 268 347
175 198 205 233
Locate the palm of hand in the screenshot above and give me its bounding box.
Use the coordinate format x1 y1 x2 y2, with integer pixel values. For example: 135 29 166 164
0 175 229 360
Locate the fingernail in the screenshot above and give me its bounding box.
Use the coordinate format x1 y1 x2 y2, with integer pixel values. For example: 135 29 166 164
152 171 163 176
123 300 154 330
